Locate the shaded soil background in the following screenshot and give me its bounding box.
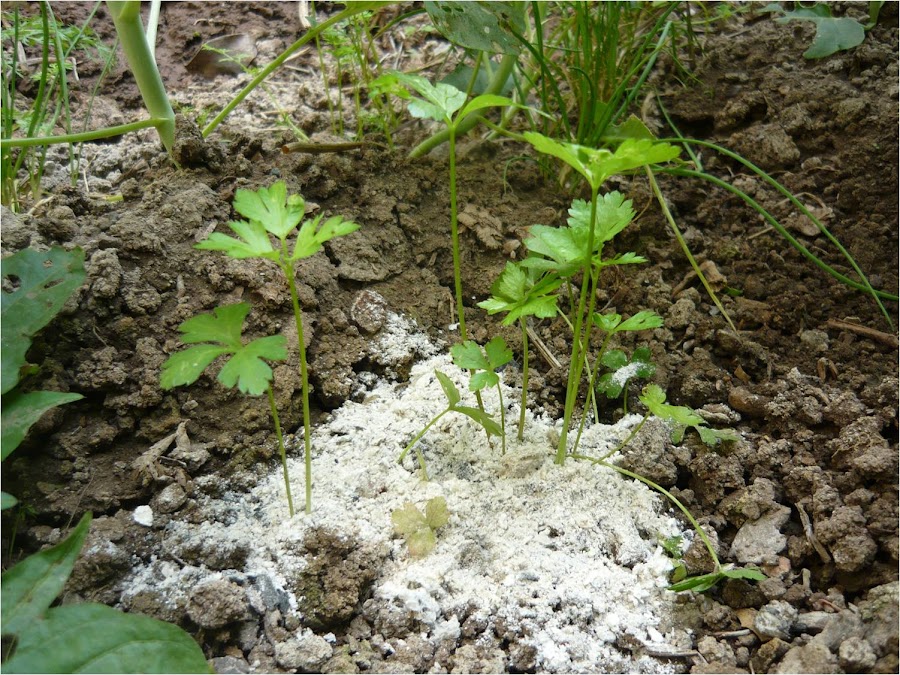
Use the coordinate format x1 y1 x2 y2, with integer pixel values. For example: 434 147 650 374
2 2 898 673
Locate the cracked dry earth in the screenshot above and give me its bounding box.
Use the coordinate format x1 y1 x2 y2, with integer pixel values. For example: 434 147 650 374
1 2 898 673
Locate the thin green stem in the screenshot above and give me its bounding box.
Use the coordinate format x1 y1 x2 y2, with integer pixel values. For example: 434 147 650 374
597 413 648 463
267 385 295 517
1 118 166 149
398 409 447 464
518 318 529 441
448 126 466 340
572 331 612 455
572 453 720 570
284 262 313 515
496 383 506 455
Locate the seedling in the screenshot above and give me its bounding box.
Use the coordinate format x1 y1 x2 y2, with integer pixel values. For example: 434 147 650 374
450 337 513 453
160 302 295 516
193 181 358 514
391 496 450 558
640 384 740 447
477 261 561 440
596 347 656 415
398 371 502 479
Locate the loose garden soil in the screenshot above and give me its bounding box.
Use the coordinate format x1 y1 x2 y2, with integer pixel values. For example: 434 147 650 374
2 2 898 673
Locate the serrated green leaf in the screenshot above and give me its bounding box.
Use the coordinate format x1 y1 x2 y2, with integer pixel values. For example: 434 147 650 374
600 349 628 370
3 602 209 673
454 405 502 436
292 214 360 261
617 310 664 333
391 502 427 536
424 496 450 530
469 370 498 392
1 247 86 395
697 425 741 447
593 312 622 333
484 336 513 370
177 302 250 348
160 344 230 390
217 335 287 396
434 371 461 407
406 527 437 558
392 73 465 120
195 221 277 260
2 390 84 458
567 193 635 245
233 181 306 240
721 566 766 582
2 513 91 637
450 341 489 372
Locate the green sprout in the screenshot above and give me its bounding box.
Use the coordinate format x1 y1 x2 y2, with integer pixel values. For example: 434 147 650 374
391 496 450 558
596 347 656 415
450 337 514 454
160 302 294 516
477 261 561 440
398 371 502 480
193 181 359 514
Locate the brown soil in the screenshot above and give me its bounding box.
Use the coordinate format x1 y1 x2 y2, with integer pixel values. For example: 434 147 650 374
3 2 897 673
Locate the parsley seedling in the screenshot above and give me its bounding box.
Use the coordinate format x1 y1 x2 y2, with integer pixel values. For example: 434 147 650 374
160 302 295 515
194 181 359 514
391 496 450 558
451 337 513 453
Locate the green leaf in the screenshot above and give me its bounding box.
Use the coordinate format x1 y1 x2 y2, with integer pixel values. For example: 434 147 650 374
292 214 360 261
593 312 622 333
159 344 230 390
424 1 526 54
668 566 766 593
391 502 427 537
774 4 866 59
217 335 287 396
392 72 465 121
1 247 86 395
3 602 209 673
424 496 450 530
567 193 635 246
697 425 741 447
478 262 562 325
600 349 628 370
450 341 489 372
722 566 766 582
177 302 250 348
406 527 437 558
457 94 519 120
639 384 738 448
469 370 498 392
616 310 664 333
1 390 84 459
2 513 91 637
195 221 278 260
484 336 513 370
1 492 17 510
434 371 461 407
232 181 306 240
454 405 502 436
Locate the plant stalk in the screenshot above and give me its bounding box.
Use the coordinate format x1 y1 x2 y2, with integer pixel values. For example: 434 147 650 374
518 318 529 441
284 265 313 514
267 385 295 517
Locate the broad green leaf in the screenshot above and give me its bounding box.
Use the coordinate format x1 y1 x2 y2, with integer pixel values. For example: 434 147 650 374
457 94 519 120
406 527 437 558
217 335 287 396
232 181 306 240
523 133 596 187
3 602 209 673
424 496 450 530
424 1 525 54
392 73 466 120
1 390 84 459
455 405 502 436
604 115 656 142
617 310 664 333
774 4 866 59
434 371 461 407
592 138 680 182
391 502 427 537
600 349 628 370
469 370 498 392
195 220 278 260
567 193 635 245
1 492 17 510
160 344 230 390
1 247 86 395
484 336 513 370
450 341 489 372
2 512 91 637
593 313 622 333
177 302 250 348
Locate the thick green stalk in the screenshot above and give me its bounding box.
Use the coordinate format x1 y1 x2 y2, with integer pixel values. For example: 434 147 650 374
518 319 529 441
555 187 600 464
267 385 295 517
409 53 519 157
284 263 313 514
106 1 174 152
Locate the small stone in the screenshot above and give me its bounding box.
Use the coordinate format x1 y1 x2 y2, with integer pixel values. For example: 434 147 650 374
794 611 832 634
728 387 770 418
133 505 154 527
754 600 798 641
730 506 790 564
776 642 839 674
274 630 333 671
838 636 877 673
151 483 187 514
351 290 388 335
210 655 250 674
187 579 251 629
751 637 790 673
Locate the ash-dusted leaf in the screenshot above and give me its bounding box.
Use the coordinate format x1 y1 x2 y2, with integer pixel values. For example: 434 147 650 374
391 502 427 537
484 336 513 370
617 310 663 333
233 181 306 240
177 302 250 348
406 526 437 558
424 496 450 530
196 220 278 260
451 341 490 372
217 335 287 396
632 347 656 378
434 370 461 407
160 344 229 390
601 349 628 370
455 405 502 436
